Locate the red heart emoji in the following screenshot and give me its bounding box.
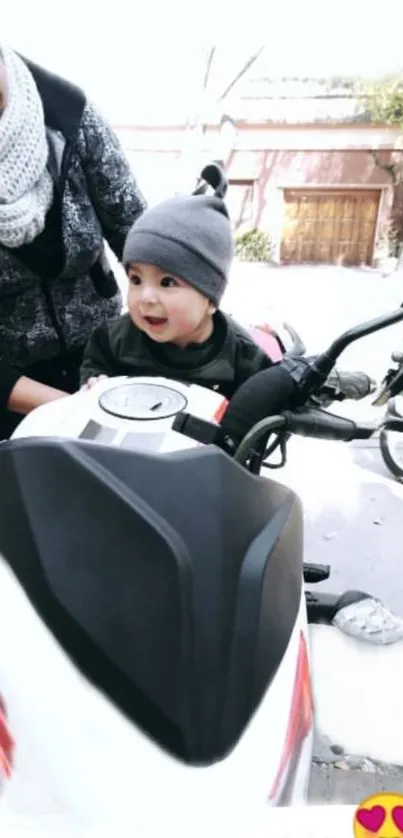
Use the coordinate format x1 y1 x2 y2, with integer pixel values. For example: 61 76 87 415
392 805 403 831
356 805 386 832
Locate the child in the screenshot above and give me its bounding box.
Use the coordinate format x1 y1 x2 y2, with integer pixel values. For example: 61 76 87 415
80 164 297 411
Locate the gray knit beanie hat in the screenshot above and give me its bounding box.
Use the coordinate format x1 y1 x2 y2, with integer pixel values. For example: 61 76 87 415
123 164 233 306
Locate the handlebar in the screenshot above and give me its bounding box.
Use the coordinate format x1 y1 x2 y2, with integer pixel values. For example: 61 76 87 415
297 305 403 400
282 408 403 440
324 306 403 361
174 402 403 470
383 416 403 432
283 408 374 441
232 408 375 465
174 303 403 469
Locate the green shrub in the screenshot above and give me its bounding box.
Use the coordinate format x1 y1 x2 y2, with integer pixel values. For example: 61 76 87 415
235 228 272 262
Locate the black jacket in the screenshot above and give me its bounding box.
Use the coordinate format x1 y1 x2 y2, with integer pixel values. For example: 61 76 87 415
0 57 146 408
80 311 273 399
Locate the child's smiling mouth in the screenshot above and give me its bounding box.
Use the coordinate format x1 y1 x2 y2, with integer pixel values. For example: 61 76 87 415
143 316 168 328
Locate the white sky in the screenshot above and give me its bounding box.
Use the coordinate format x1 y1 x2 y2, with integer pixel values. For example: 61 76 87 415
3 1 403 124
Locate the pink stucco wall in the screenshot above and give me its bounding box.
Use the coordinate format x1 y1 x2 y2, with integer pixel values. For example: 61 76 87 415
226 148 393 230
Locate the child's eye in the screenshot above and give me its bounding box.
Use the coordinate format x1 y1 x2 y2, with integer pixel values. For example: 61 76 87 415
129 275 142 286
160 276 178 288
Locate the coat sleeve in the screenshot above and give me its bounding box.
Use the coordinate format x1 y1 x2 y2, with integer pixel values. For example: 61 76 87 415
80 325 121 385
231 325 274 393
234 344 273 392
78 102 147 259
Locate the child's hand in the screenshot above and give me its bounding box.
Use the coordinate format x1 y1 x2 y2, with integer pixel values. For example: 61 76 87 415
80 375 108 391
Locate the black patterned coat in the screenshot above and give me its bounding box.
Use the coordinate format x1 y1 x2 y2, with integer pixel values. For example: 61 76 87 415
0 57 146 407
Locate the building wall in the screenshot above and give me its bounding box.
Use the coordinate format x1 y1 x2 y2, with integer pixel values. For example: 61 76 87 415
115 122 400 261
224 148 394 252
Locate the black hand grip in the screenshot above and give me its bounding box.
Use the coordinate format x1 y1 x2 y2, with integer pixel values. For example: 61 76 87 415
283 408 360 441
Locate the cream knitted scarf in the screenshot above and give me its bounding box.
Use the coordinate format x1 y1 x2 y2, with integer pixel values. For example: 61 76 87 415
0 45 53 248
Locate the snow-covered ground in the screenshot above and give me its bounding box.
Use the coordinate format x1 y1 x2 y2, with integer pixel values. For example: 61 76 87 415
223 262 403 380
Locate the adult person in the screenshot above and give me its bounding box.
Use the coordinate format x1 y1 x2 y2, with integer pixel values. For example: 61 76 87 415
0 43 146 438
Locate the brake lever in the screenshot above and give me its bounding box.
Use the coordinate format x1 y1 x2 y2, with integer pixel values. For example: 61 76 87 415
373 387 391 407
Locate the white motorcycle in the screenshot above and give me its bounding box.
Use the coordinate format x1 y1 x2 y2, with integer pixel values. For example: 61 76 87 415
1 309 403 833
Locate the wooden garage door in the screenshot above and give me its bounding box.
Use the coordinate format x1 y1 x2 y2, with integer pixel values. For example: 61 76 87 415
280 190 380 266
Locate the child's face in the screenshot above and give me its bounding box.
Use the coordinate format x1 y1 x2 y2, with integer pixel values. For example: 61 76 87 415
126 263 216 346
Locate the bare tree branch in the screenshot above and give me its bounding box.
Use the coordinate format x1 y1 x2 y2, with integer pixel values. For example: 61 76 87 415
218 48 265 102
181 48 265 193
184 48 217 132
202 47 216 93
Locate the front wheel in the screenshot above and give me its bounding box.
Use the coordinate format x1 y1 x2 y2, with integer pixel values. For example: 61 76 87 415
379 399 403 480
